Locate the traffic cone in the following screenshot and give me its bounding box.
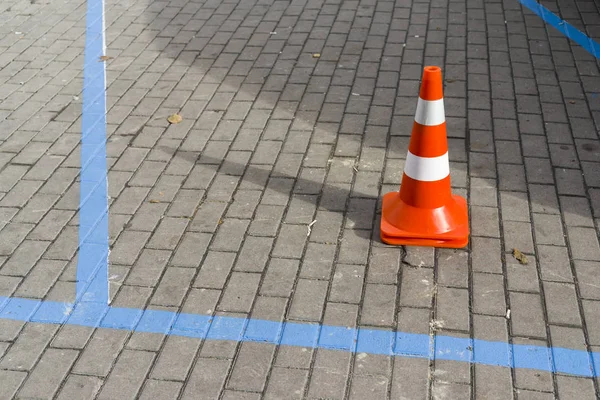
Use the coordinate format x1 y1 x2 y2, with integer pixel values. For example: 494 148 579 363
380 66 469 248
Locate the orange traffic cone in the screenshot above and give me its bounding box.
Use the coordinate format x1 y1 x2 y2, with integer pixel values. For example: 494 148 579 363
380 66 469 248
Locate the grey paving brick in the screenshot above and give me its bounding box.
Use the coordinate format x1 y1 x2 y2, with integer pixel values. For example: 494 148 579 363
349 373 389 399
507 253 540 292
27 209 74 241
0 370 27 400
503 220 535 254
289 278 328 321
0 165 28 192
437 248 469 288
500 191 530 222
97 350 155 400
17 348 79 399
127 202 168 232
524 158 554 185
516 390 554 400
234 236 273 273
265 367 308 400
472 272 506 316
299 242 335 281
583 299 600 345
147 216 188 250
125 249 171 287
57 375 103 400
391 357 429 399
181 358 231 400
110 186 150 214
575 260 600 300
190 201 227 233
226 190 261 218
0 222 34 256
555 168 586 196
400 266 434 308
329 264 365 304
110 230 151 265
259 178 294 207
308 210 343 243
471 206 500 237
0 274 20 296
529 189 559 214
538 245 573 282
171 232 211 268
15 193 61 223
543 281 581 326
194 251 236 289
0 323 59 371
51 325 95 350
533 212 566 246
227 342 276 392
567 226 600 261
139 380 182 400
14 259 66 298
217 272 261 313
259 257 299 297
210 218 250 252
360 283 396 326
151 335 201 381
367 246 401 284
221 391 261 400
205 174 240 202
436 286 470 332
338 229 370 265
556 375 596 400
73 329 129 377
272 223 308 258
112 147 149 171
151 267 195 307
0 207 18 231
0 239 50 276
149 175 184 202
509 292 547 338
474 364 513 399
308 349 351 400
129 161 166 187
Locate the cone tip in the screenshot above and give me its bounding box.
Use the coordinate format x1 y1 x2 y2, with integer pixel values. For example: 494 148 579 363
419 66 443 101
424 66 441 73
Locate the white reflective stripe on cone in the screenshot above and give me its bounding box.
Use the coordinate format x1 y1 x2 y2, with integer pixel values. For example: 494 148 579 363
414 98 445 126
404 151 450 182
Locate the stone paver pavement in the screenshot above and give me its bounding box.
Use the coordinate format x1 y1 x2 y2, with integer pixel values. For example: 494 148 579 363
0 0 600 397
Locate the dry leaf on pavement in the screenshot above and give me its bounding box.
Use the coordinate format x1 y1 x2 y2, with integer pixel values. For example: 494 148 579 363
167 114 183 124
512 248 528 264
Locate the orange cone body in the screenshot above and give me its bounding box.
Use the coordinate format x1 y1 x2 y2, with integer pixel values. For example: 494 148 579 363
380 66 469 248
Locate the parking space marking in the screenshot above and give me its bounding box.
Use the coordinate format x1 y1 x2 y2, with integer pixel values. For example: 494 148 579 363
1 0 600 380
0 295 598 377
76 0 109 304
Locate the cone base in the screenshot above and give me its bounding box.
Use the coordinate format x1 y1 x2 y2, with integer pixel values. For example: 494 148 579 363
380 192 469 249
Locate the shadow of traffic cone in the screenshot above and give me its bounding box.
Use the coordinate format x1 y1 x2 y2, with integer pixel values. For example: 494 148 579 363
380 66 469 248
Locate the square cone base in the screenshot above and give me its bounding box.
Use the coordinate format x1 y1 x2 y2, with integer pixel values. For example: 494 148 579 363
380 192 469 249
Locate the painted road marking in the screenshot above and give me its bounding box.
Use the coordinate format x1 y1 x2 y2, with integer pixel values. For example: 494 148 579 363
76 0 109 304
519 0 600 60
1 0 599 380
1 295 599 377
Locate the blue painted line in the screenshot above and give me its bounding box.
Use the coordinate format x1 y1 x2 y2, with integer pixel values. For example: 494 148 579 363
76 0 108 304
519 0 600 60
0 296 596 377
